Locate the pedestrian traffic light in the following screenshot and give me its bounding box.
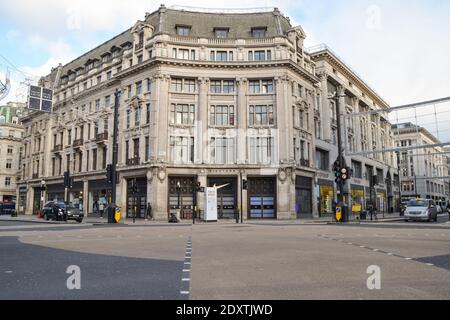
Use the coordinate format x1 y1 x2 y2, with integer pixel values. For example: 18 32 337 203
64 171 70 188
106 164 113 184
242 179 248 190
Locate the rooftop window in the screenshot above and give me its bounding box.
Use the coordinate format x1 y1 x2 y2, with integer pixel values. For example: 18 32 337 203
214 28 229 38
176 25 191 36
252 27 267 38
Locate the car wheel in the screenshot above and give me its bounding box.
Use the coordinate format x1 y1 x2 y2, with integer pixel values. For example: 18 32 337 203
404 219 409 222
77 219 83 223
44 213 48 221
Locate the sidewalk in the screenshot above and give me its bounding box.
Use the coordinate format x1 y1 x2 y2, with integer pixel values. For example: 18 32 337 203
0 214 86 225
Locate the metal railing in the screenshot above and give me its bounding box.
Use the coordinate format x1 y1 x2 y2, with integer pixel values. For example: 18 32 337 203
73 139 84 147
126 157 140 166
52 144 63 152
95 132 108 142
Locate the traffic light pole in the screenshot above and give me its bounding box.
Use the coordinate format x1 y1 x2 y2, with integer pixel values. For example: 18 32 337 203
111 90 120 206
333 87 346 203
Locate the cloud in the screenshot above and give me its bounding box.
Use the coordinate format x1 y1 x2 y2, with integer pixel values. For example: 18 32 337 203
5 29 20 41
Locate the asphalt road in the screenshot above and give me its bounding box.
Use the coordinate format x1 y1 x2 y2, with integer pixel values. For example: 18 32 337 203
0 218 449 300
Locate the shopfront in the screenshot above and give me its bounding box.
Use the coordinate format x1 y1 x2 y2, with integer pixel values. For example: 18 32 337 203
207 177 237 219
168 176 195 220
33 187 41 215
67 181 83 211
46 183 64 203
88 179 112 217
295 176 313 218
248 177 276 219
18 186 27 215
126 177 147 219
351 185 365 212
376 189 387 213
318 179 334 216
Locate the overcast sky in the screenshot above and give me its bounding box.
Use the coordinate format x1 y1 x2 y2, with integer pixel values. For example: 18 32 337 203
1 0 449 138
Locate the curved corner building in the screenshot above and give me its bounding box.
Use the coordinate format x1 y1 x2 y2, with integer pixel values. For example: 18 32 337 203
17 5 399 220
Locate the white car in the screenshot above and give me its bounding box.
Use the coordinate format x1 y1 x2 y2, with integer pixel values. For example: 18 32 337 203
404 199 438 222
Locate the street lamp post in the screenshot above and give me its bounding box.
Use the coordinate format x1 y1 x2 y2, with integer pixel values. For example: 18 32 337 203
40 179 46 212
176 181 181 219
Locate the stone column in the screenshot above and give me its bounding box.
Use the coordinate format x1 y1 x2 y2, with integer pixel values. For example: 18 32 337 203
26 185 33 215
236 78 248 164
275 76 290 164
83 179 89 217
118 176 127 219
155 74 170 162
197 77 209 164
277 169 294 220
354 98 362 149
319 72 331 142
153 168 168 221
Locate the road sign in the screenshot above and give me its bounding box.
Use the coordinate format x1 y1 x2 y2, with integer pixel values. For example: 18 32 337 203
335 206 342 222
28 85 53 112
115 207 121 223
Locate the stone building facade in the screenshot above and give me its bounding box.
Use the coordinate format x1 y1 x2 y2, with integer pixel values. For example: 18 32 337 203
0 102 25 203
17 6 398 219
393 123 448 206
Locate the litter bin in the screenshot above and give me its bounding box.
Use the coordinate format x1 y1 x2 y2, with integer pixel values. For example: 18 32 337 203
360 210 367 221
107 204 117 223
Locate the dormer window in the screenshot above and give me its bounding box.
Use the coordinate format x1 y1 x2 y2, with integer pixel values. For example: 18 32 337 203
101 53 111 63
176 25 191 36
214 28 229 38
75 68 83 76
68 72 75 81
112 50 120 58
252 27 267 38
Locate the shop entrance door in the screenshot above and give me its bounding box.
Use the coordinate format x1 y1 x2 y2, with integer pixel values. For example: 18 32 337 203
207 177 237 219
168 177 195 220
248 177 276 219
126 178 147 219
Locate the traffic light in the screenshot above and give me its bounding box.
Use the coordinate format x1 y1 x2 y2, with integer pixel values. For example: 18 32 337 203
64 171 70 188
333 160 352 184
106 164 113 184
242 179 248 190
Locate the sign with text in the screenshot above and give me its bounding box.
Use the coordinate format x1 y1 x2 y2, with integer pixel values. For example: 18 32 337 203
28 85 53 112
205 187 218 222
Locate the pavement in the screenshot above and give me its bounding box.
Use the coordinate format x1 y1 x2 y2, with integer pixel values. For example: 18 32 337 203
0 213 449 300
0 211 409 226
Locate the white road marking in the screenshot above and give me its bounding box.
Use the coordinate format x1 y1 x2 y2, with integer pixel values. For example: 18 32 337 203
182 269 190 272
426 263 434 266
387 253 393 256
360 246 365 248
5 271 12 273
180 291 190 295
373 249 379 252
184 262 191 265
347 242 353 245
182 278 190 281
405 258 412 260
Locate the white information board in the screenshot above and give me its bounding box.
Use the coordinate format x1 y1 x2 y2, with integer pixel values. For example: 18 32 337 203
205 187 218 222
